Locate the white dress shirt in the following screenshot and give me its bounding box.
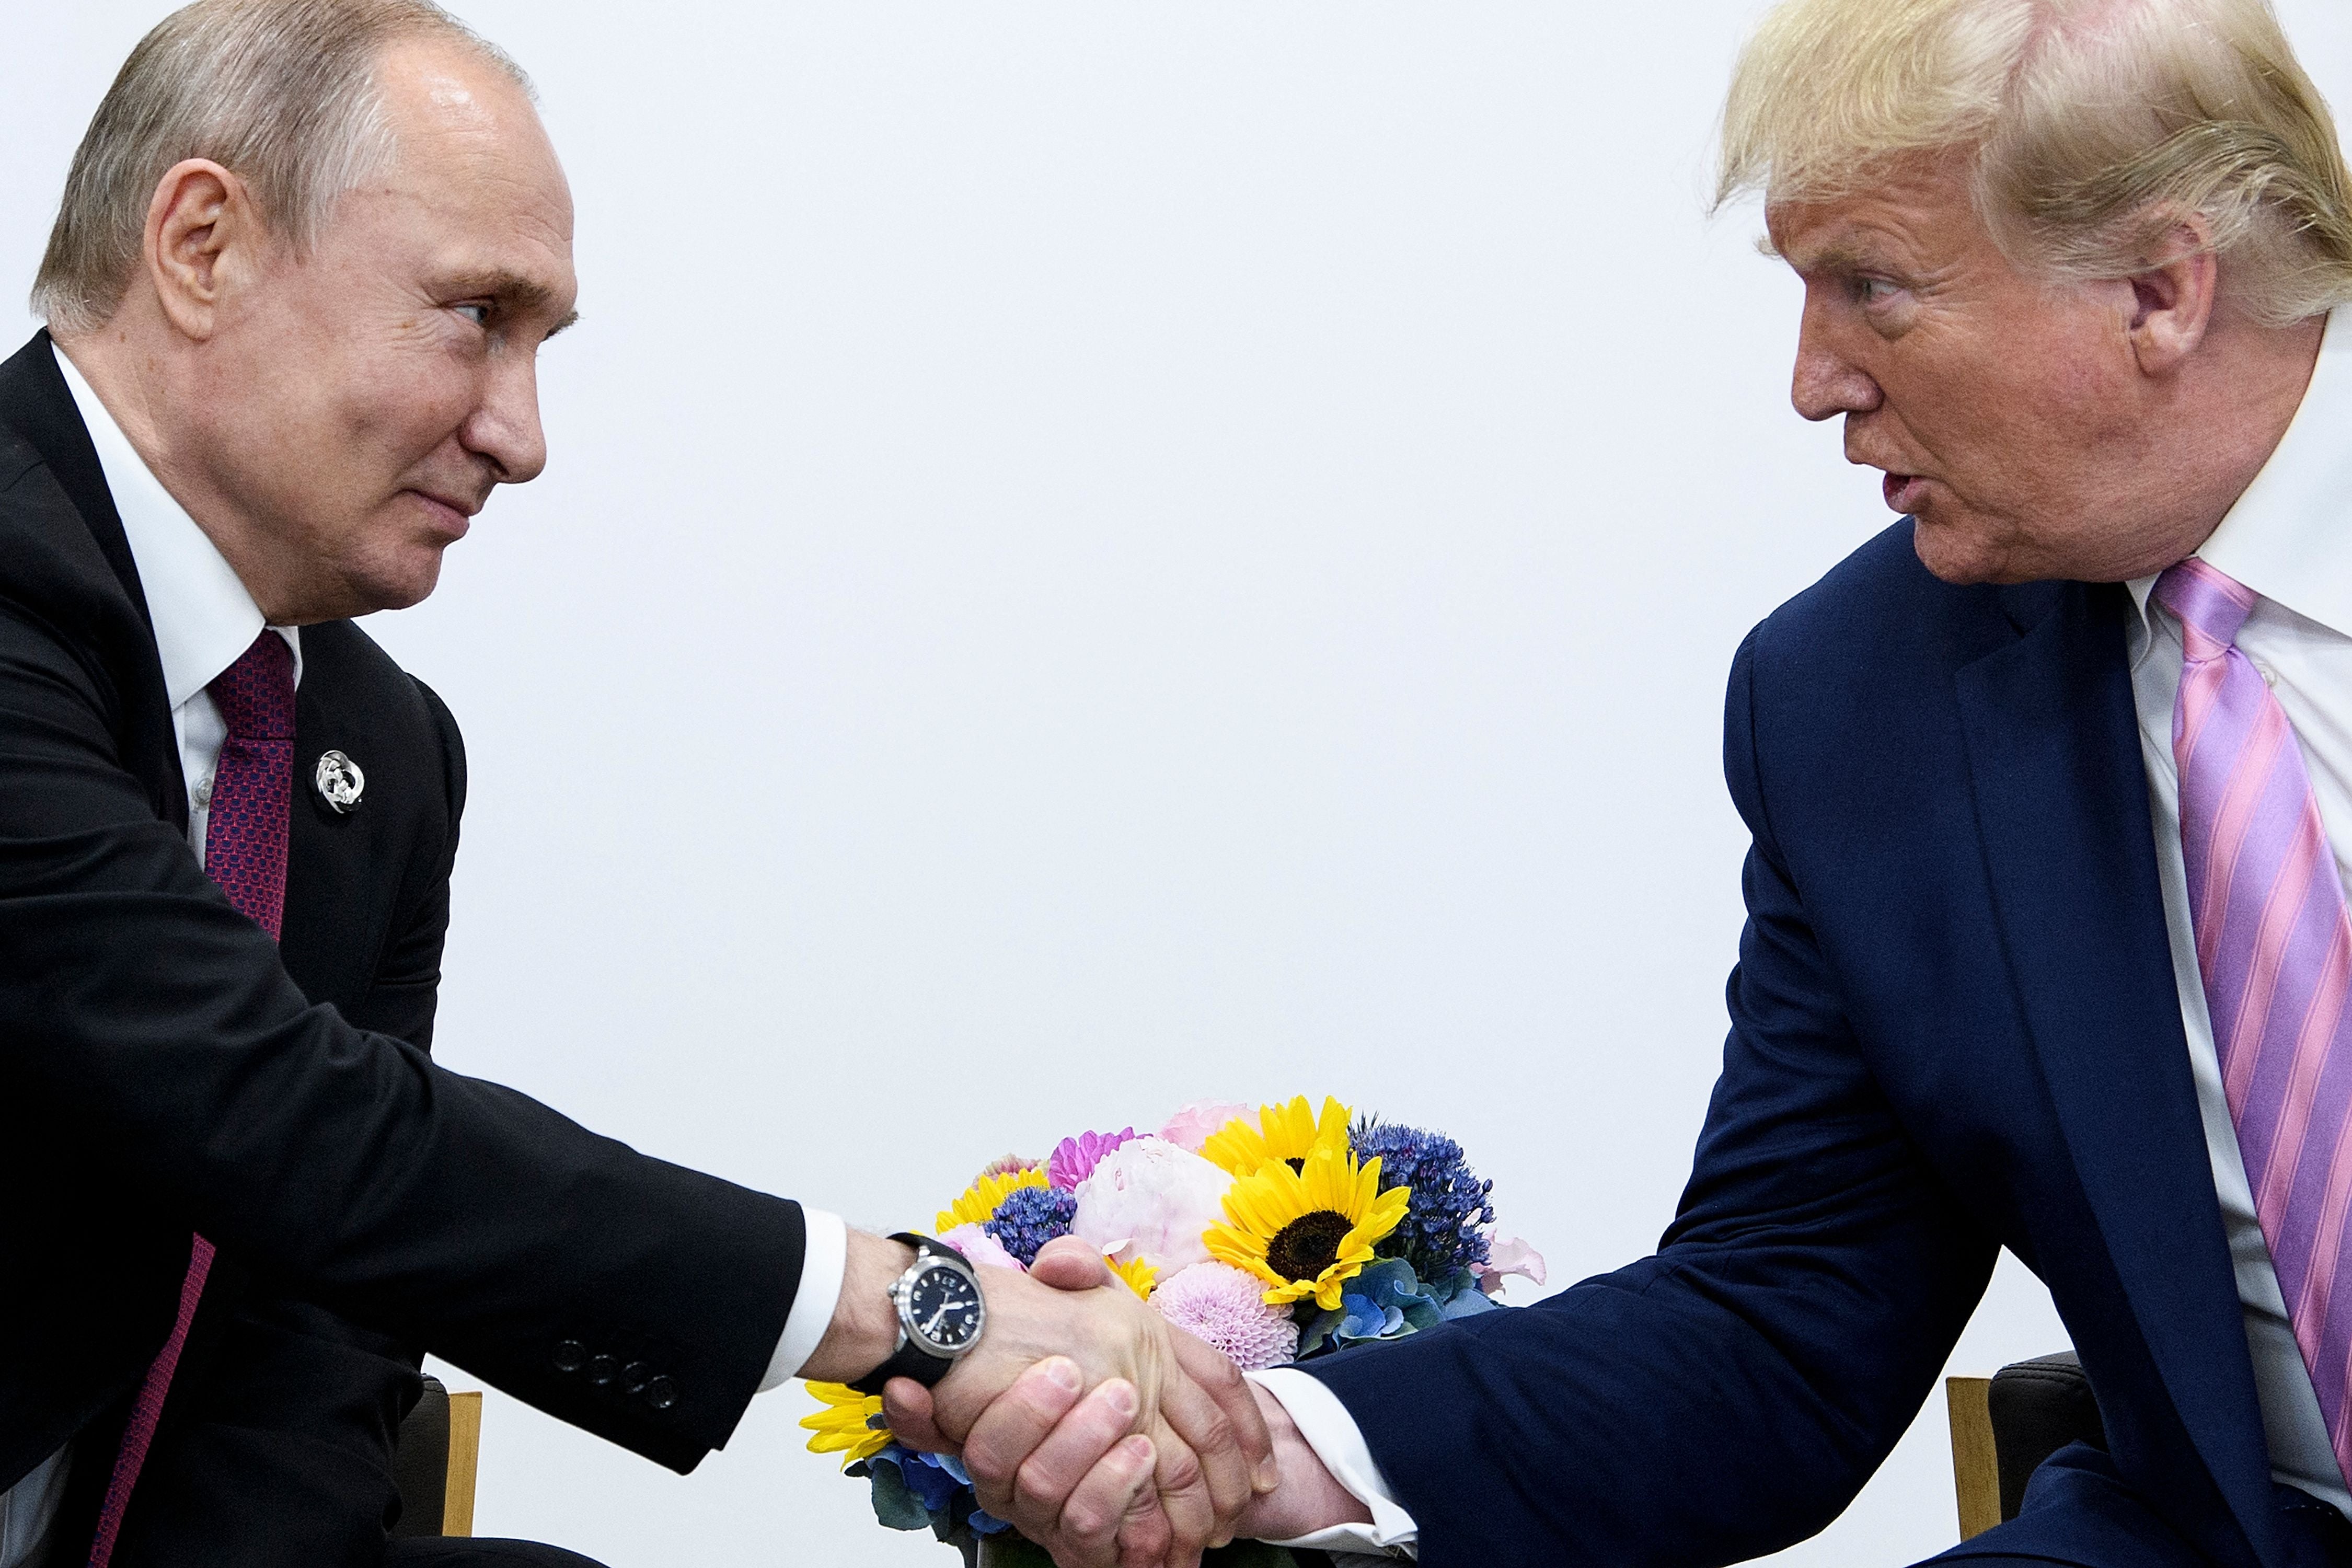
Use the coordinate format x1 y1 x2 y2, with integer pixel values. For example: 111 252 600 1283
0 350 845 1568
1248 311 2352 1554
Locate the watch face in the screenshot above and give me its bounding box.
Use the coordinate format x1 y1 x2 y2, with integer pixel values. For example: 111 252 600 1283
905 1261 985 1354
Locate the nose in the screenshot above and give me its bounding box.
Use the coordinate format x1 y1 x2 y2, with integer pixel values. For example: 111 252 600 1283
460 350 548 486
1790 295 1881 424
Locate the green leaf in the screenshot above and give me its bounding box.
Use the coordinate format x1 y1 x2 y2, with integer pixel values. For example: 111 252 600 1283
863 1458 936 1532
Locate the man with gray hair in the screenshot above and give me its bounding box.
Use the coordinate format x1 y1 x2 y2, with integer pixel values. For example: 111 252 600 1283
934 1 2352 1564
0 4 1274 1566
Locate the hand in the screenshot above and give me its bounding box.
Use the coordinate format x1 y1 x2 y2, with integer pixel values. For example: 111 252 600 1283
884 1238 1278 1566
935 1362 1369 1565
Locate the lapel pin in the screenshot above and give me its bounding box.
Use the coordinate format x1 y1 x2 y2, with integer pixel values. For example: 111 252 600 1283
314 750 365 815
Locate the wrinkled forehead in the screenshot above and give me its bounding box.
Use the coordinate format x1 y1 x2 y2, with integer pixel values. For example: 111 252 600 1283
373 38 570 231
1762 152 1986 272
356 37 576 295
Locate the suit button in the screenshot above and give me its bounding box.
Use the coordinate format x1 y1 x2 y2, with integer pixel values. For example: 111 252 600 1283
644 1376 678 1411
587 1354 620 1386
553 1340 586 1373
622 1361 653 1393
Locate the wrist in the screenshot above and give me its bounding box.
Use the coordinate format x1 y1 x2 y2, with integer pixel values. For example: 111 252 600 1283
1235 1380 1370 1541
799 1232 916 1384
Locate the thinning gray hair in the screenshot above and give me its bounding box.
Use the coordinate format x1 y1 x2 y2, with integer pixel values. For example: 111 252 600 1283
32 0 529 334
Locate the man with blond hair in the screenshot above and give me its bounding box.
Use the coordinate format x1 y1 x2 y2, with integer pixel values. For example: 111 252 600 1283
929 1 2352 1564
0 4 1276 1566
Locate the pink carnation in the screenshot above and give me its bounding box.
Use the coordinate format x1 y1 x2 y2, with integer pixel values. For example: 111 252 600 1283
976 1154 1041 1181
1476 1232 1547 1294
1152 1263 1299 1371
940 1224 1025 1273
1047 1128 1138 1191
1158 1099 1253 1154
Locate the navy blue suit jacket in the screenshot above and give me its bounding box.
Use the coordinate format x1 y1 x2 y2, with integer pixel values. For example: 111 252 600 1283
1307 523 2299 1565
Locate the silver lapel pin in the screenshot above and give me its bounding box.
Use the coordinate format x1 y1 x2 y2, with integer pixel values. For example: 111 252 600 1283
314 750 365 814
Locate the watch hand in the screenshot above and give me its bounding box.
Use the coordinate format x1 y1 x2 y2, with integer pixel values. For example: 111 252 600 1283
923 1306 949 1338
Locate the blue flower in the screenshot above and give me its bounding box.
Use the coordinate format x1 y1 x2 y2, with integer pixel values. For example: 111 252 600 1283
1334 1292 1406 1343
1296 1259 1445 1355
1351 1120 1496 1278
986 1184 1079 1266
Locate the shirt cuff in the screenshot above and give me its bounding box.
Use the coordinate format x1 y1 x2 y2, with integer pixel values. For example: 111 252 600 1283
759 1208 848 1391
1247 1367 1419 1559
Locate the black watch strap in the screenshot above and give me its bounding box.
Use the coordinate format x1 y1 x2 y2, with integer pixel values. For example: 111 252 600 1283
847 1233 965 1397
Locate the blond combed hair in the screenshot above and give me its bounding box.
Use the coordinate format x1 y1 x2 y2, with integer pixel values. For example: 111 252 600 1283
32 0 527 335
1717 0 2352 326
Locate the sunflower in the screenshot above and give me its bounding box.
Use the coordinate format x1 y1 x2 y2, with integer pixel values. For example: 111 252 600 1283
800 1381 892 1467
937 1165 1048 1232
1200 1094 1353 1178
1108 1253 1158 1300
1205 1144 1411 1310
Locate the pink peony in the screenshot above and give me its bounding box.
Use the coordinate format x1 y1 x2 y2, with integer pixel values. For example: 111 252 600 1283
1158 1099 1253 1154
1152 1263 1300 1371
1476 1232 1547 1295
1047 1128 1138 1191
940 1224 1025 1273
1071 1136 1232 1275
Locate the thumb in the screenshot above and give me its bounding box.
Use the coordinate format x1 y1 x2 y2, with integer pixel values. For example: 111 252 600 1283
880 1377 953 1454
1030 1236 1116 1292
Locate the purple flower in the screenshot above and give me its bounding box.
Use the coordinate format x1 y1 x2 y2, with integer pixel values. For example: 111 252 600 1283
985 1184 1079 1266
1351 1120 1496 1278
1048 1127 1138 1191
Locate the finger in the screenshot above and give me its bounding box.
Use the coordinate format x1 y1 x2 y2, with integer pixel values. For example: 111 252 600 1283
1166 1327 1276 1493
1011 1379 1144 1528
1155 1362 1250 1538
1030 1235 1115 1292
1112 1462 1177 1568
1147 1423 1215 1563
961 1357 1087 1514
1054 1433 1157 1568
880 1377 951 1455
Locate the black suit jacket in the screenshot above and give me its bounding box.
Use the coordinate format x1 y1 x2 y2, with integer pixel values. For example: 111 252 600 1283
0 333 808 1557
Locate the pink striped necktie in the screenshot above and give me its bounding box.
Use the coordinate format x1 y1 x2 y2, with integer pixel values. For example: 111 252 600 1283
2161 557 2352 1485
86 630 295 1567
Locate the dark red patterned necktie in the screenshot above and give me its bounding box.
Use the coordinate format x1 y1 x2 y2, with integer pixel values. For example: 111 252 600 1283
87 631 294 1567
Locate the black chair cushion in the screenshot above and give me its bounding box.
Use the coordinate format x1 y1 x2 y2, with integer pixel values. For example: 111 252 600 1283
1988 1351 2106 1523
390 1375 451 1539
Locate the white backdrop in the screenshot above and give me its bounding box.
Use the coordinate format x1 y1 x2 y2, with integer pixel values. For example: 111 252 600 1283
6 4 2349 1564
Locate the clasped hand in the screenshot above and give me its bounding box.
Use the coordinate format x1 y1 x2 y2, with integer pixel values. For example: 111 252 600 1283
884 1237 1279 1567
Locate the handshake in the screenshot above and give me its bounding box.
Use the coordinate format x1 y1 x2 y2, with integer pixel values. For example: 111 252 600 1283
802 1229 1366 1568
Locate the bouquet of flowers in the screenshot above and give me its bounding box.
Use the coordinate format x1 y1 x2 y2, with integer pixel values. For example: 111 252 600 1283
801 1095 1546 1566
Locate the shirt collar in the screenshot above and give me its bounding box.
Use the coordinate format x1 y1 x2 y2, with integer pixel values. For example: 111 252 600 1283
2128 307 2352 663
50 344 299 706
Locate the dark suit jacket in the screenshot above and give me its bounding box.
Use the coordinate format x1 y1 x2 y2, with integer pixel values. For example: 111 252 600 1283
0 333 807 1561
1306 522 2336 1566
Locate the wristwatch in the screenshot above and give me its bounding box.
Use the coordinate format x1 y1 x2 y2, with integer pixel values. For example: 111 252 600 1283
848 1232 988 1396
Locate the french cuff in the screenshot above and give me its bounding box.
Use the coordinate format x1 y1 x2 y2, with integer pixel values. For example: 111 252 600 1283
1247 1367 1420 1560
760 1207 848 1390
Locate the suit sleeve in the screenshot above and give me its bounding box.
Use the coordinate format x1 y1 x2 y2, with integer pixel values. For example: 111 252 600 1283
0 595 804 1473
1298 624 1999 1565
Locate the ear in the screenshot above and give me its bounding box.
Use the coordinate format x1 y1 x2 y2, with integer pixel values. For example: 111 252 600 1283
2123 213 2220 377
141 159 259 343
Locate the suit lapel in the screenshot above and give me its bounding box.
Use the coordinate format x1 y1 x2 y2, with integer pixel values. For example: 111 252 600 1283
0 332 184 833
1956 580 2278 1561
